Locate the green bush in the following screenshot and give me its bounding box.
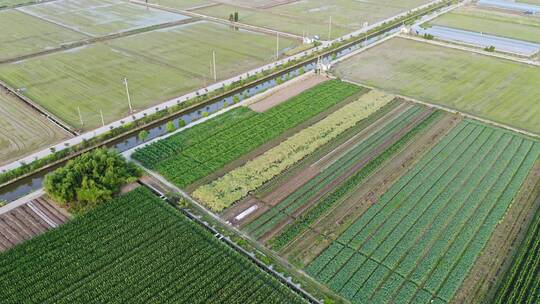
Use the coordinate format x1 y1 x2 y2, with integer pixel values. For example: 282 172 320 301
43 149 141 213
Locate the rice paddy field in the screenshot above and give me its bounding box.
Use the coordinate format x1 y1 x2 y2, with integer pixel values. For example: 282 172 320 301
0 0 32 7
0 21 299 131
333 37 540 135
190 0 433 39
18 0 190 37
149 0 214 10
0 90 69 166
0 187 306 304
0 9 85 61
428 5 540 44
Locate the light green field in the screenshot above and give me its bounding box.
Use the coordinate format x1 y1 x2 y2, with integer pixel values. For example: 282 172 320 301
0 0 32 7
0 21 299 131
0 90 69 166
149 0 214 10
429 5 540 43
0 9 85 61
333 37 540 135
193 0 432 39
19 0 190 36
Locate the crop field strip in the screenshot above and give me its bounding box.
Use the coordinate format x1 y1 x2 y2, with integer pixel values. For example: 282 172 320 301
0 20 299 131
0 89 70 166
17 0 190 37
268 109 443 252
133 80 362 188
193 90 395 211
279 112 462 269
242 103 429 240
192 0 433 39
493 194 540 304
306 121 540 303
0 187 305 303
333 37 540 135
428 4 540 44
0 9 86 61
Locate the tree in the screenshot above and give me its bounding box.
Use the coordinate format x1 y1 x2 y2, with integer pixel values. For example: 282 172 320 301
229 13 234 22
234 11 239 22
178 119 186 128
44 149 141 213
166 121 176 133
138 130 149 141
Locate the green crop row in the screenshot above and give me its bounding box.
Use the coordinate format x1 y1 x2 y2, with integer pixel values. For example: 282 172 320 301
269 110 442 251
194 90 394 211
0 187 304 304
305 121 540 304
244 104 425 238
133 80 362 188
494 194 540 304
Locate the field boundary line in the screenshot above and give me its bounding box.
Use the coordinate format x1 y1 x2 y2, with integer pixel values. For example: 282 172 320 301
399 34 540 66
137 172 323 304
0 0 59 11
128 0 305 41
0 17 200 65
342 79 540 140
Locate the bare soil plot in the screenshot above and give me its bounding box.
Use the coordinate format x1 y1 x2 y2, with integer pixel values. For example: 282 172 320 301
0 89 70 166
333 37 540 135
0 196 70 252
18 0 190 37
0 9 85 61
248 74 329 112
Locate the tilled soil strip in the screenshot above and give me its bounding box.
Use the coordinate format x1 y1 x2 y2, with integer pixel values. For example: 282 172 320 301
223 100 408 226
257 107 435 244
451 157 540 304
262 101 411 207
282 113 461 265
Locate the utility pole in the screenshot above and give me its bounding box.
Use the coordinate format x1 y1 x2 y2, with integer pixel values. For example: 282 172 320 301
328 16 332 40
212 50 217 82
77 106 84 127
276 32 279 60
124 77 133 113
100 109 105 127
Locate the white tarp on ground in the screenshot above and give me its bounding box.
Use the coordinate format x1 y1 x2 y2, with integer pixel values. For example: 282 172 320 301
413 25 540 56
478 0 540 14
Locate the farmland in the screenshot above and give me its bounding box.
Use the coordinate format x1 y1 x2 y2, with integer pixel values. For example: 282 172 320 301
190 0 433 39
238 102 435 241
0 9 85 61
0 187 305 304
333 37 540 135
306 120 540 303
493 195 540 304
0 89 69 166
18 0 189 37
428 5 540 44
0 21 300 130
193 90 394 211
133 80 362 189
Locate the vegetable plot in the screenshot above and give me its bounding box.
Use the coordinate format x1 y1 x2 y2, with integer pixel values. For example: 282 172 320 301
193 90 394 211
306 121 540 303
133 80 362 188
0 187 305 304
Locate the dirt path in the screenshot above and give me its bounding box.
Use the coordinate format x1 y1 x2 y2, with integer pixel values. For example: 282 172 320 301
282 113 461 267
248 74 329 112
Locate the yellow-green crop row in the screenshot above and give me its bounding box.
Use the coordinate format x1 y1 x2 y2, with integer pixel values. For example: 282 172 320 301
193 90 394 212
